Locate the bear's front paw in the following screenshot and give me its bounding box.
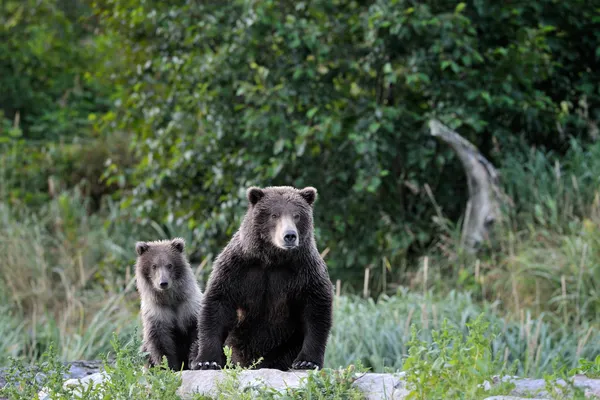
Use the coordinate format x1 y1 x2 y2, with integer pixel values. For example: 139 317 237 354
291 360 320 370
191 359 221 370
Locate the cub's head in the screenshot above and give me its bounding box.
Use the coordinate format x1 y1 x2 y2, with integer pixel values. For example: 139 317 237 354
134 238 189 292
244 186 317 252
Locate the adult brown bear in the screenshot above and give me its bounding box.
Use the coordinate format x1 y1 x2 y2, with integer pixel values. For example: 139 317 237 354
191 186 333 371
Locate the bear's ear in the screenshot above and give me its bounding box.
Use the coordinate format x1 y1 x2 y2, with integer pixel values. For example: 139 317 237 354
136 242 149 256
247 187 265 205
299 187 317 206
171 238 185 253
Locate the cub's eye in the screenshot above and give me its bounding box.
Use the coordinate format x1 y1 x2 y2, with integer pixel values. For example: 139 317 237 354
293 213 300 221
271 213 279 219
151 264 157 270
167 264 173 270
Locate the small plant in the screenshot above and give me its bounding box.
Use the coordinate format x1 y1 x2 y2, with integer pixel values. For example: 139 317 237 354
0 331 184 400
0 344 73 400
539 356 600 400
277 364 367 400
200 346 264 400
541 358 592 400
402 313 516 400
572 355 600 379
91 332 182 399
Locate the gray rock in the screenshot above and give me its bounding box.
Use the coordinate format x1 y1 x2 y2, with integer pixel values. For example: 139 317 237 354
2 360 105 400
484 397 548 400
177 369 307 397
351 372 409 400
573 374 600 398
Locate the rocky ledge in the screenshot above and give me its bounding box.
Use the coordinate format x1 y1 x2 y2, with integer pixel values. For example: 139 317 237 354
35 368 600 400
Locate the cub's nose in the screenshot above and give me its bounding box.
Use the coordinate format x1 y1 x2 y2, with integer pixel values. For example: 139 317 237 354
159 281 169 289
283 230 298 246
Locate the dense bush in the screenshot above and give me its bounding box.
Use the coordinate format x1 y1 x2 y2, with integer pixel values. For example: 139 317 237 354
0 0 127 210
91 0 600 285
0 0 110 139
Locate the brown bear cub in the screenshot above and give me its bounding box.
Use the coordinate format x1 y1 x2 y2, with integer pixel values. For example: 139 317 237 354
191 186 334 371
135 237 203 371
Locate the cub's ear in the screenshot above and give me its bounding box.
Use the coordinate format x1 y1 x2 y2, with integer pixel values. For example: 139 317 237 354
136 242 149 256
247 187 265 205
299 187 317 206
171 238 185 253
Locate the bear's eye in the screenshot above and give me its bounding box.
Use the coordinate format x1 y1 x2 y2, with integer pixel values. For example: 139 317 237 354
293 213 300 221
151 264 157 270
271 213 279 219
167 264 173 270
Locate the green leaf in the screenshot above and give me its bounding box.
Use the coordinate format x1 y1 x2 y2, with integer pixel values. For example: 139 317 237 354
307 107 319 119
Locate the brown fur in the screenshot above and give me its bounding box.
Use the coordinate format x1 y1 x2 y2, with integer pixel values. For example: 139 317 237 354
135 238 203 370
191 186 333 371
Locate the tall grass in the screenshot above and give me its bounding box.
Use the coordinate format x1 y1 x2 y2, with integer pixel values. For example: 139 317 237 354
0 188 214 362
0 191 140 361
327 291 600 377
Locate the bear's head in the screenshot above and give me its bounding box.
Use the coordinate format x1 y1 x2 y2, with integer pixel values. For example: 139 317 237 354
135 238 189 293
242 186 318 253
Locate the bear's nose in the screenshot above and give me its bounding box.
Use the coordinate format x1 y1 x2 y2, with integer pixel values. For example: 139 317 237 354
159 281 169 288
283 231 297 245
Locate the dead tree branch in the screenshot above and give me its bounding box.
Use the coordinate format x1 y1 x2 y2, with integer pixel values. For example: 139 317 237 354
429 119 509 253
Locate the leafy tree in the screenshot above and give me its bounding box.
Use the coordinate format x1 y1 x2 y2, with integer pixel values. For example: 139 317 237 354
94 0 599 286
0 0 120 208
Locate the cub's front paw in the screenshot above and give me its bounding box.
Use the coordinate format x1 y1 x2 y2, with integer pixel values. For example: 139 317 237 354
291 360 320 370
191 358 221 370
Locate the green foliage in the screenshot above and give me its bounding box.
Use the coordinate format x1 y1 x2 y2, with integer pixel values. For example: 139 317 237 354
403 314 515 399
0 0 123 211
0 344 72 400
93 333 183 399
92 0 600 287
542 359 592 400
0 332 182 400
573 355 600 379
0 0 110 140
276 366 365 400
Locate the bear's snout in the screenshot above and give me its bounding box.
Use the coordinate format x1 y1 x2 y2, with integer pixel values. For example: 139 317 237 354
283 230 298 247
156 271 171 290
272 214 300 249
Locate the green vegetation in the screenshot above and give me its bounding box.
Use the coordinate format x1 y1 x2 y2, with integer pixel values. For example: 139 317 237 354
1 0 600 398
2 314 598 399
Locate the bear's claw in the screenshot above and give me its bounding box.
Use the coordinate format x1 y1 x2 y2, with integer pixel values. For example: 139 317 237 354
292 360 319 370
192 360 221 370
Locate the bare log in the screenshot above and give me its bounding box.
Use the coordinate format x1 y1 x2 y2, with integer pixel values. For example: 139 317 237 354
429 119 507 253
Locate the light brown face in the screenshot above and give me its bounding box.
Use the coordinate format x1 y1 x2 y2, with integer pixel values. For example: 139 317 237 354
272 213 300 249
135 238 187 292
246 186 317 251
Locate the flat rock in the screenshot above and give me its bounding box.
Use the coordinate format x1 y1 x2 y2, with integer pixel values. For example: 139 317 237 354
178 369 409 399
484 397 547 400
